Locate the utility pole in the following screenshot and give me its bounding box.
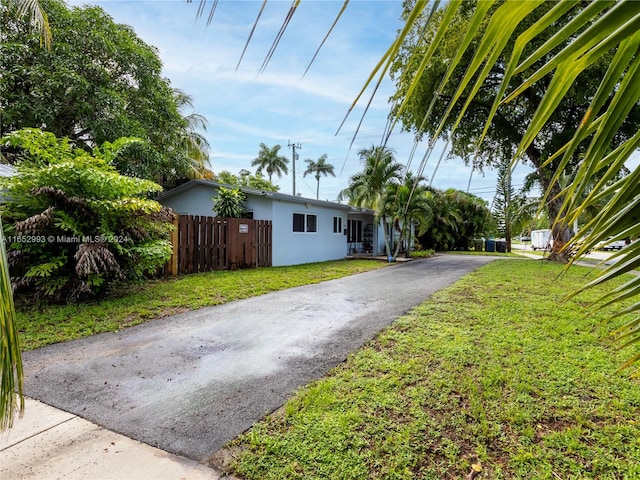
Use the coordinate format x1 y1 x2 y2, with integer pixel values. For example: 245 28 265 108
288 140 301 196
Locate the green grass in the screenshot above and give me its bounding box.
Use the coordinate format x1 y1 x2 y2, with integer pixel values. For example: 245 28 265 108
228 260 640 480
16 259 388 350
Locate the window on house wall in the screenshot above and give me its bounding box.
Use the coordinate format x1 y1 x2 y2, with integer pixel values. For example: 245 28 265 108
333 216 342 234
348 219 362 242
243 211 254 219
293 213 317 233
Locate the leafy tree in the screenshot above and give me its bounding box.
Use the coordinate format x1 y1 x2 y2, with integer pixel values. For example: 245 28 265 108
418 189 492 251
388 1 640 261
339 145 403 257
303 154 335 200
0 0 206 188
251 143 289 182
215 169 279 192
211 186 246 218
0 129 175 302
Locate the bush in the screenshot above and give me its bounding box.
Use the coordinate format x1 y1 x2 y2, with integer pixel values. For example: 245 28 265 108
0 129 175 302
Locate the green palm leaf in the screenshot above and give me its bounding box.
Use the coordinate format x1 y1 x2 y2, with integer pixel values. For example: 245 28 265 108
0 217 24 430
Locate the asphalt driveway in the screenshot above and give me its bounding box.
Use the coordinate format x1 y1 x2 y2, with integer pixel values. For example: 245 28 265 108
22 254 500 462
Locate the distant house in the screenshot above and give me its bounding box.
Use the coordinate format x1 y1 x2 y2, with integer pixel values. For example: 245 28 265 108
158 180 385 267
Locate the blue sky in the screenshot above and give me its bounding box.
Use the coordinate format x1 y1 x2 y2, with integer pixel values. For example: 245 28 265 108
65 0 533 203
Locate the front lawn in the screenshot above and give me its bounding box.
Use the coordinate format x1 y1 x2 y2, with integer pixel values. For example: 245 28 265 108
227 260 640 479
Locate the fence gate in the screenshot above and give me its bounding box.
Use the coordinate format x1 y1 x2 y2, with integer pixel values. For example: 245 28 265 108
167 215 272 275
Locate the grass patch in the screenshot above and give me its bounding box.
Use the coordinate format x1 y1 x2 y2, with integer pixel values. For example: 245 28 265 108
16 259 388 350
229 260 640 480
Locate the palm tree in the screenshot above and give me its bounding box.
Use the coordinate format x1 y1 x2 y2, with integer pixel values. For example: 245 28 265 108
339 145 403 257
303 154 335 200
251 143 289 182
173 89 212 180
381 173 432 258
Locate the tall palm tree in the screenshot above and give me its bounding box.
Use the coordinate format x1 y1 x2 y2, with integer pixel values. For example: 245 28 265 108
303 154 335 200
251 143 289 182
339 145 403 257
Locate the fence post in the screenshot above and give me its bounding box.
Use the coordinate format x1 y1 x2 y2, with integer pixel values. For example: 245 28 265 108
169 215 179 277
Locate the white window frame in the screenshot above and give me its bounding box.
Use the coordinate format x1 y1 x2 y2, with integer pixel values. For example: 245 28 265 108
333 216 343 234
293 212 318 233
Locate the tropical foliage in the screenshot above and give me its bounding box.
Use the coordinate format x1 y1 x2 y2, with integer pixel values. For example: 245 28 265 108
303 153 335 200
360 0 639 374
211 186 247 218
2 0 50 49
0 0 209 188
417 188 493 252
339 146 404 257
0 216 23 430
387 1 640 261
0 129 175 302
381 173 432 258
251 143 289 182
216 169 279 192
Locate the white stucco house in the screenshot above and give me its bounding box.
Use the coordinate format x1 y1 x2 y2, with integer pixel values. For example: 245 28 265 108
157 180 386 267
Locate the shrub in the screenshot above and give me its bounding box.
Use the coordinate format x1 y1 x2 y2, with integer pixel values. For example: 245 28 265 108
0 129 174 302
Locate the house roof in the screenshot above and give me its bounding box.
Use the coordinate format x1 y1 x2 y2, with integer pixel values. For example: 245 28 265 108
0 164 16 177
158 179 374 215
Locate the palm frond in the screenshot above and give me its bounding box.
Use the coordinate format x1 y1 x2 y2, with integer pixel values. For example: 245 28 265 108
0 217 24 430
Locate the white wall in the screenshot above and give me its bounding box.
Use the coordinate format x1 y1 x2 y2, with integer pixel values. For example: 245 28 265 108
271 199 348 266
160 184 216 217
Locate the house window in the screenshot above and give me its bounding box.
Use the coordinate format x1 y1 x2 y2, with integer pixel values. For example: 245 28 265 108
333 216 342 234
348 219 362 243
293 213 317 233
243 211 254 219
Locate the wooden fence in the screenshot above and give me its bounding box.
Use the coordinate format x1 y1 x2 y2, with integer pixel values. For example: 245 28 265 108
166 215 272 276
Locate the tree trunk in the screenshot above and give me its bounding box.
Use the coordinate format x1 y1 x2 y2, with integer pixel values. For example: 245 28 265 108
381 217 392 258
525 144 572 263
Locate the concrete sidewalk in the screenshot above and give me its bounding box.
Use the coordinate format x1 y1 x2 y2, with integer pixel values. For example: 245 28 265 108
0 398 232 480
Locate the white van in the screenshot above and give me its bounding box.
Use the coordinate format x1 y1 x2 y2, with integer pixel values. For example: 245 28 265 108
531 229 553 251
